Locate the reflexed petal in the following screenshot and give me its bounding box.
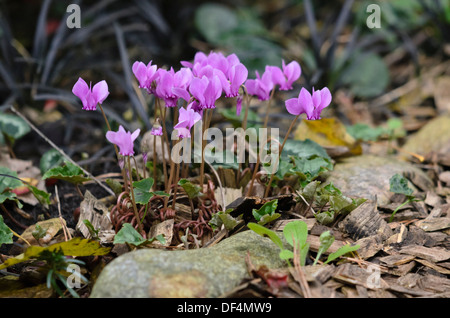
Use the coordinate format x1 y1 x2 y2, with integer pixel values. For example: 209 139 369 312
311 87 322 108
298 87 313 118
319 87 332 109
189 77 208 105
283 61 301 83
132 61 147 86
285 98 301 115
72 77 89 100
268 66 284 88
131 128 140 142
92 80 109 104
172 87 190 102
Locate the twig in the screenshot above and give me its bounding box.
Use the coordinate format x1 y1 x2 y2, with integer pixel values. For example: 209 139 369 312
9 105 115 197
55 185 71 241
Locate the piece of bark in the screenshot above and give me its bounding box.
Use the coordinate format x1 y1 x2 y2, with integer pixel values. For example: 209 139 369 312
424 191 444 207
353 235 384 259
332 263 389 290
415 259 450 275
339 201 393 240
148 219 174 247
379 254 416 267
415 217 450 232
304 264 336 284
400 245 450 262
76 190 113 239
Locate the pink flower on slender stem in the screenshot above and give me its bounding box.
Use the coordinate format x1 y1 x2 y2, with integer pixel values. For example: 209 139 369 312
105 125 140 156
245 68 274 101
72 78 109 111
174 102 202 138
155 67 192 107
285 87 331 120
132 60 159 94
189 75 222 109
270 60 301 91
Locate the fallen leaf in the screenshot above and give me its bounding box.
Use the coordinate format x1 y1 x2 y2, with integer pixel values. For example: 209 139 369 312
294 117 362 157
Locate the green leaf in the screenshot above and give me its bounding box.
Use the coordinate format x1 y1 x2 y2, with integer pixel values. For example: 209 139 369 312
27 184 51 206
279 249 294 261
283 220 308 249
340 52 389 98
389 173 413 197
32 224 47 241
0 237 111 270
178 179 203 199
346 123 385 142
282 139 330 160
132 178 155 205
195 3 238 45
247 222 283 250
252 199 279 225
113 223 165 246
218 107 261 129
0 191 22 208
42 161 90 184
0 113 30 143
315 211 335 226
113 223 144 245
0 215 13 246
39 149 64 175
0 166 23 193
209 209 240 231
291 155 333 182
82 220 99 239
314 231 335 266
106 178 124 196
324 244 360 264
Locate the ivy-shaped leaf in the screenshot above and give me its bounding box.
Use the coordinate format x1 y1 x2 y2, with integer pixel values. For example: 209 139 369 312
389 173 413 197
132 178 169 205
42 161 90 184
178 179 203 199
39 149 64 175
113 223 165 246
0 215 13 246
252 199 280 225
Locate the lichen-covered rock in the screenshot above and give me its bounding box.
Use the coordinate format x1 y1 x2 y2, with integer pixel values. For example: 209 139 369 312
325 155 432 205
90 230 286 298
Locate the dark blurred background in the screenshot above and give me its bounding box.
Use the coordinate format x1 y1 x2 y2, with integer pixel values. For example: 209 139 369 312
0 0 449 172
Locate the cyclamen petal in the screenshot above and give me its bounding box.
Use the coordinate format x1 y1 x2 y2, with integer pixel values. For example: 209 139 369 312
281 60 301 90
92 80 109 104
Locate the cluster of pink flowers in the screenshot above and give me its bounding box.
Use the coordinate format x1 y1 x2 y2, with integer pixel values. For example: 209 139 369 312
72 50 332 156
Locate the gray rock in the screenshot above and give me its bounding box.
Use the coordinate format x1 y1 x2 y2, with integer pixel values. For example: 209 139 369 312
325 155 432 205
90 230 286 298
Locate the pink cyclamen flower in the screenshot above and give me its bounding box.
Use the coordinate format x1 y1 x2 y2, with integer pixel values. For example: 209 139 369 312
268 60 301 91
189 75 222 109
132 60 159 94
72 78 109 111
151 125 163 136
285 87 332 120
174 102 202 138
224 63 248 97
245 68 274 101
106 125 140 156
155 67 192 107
